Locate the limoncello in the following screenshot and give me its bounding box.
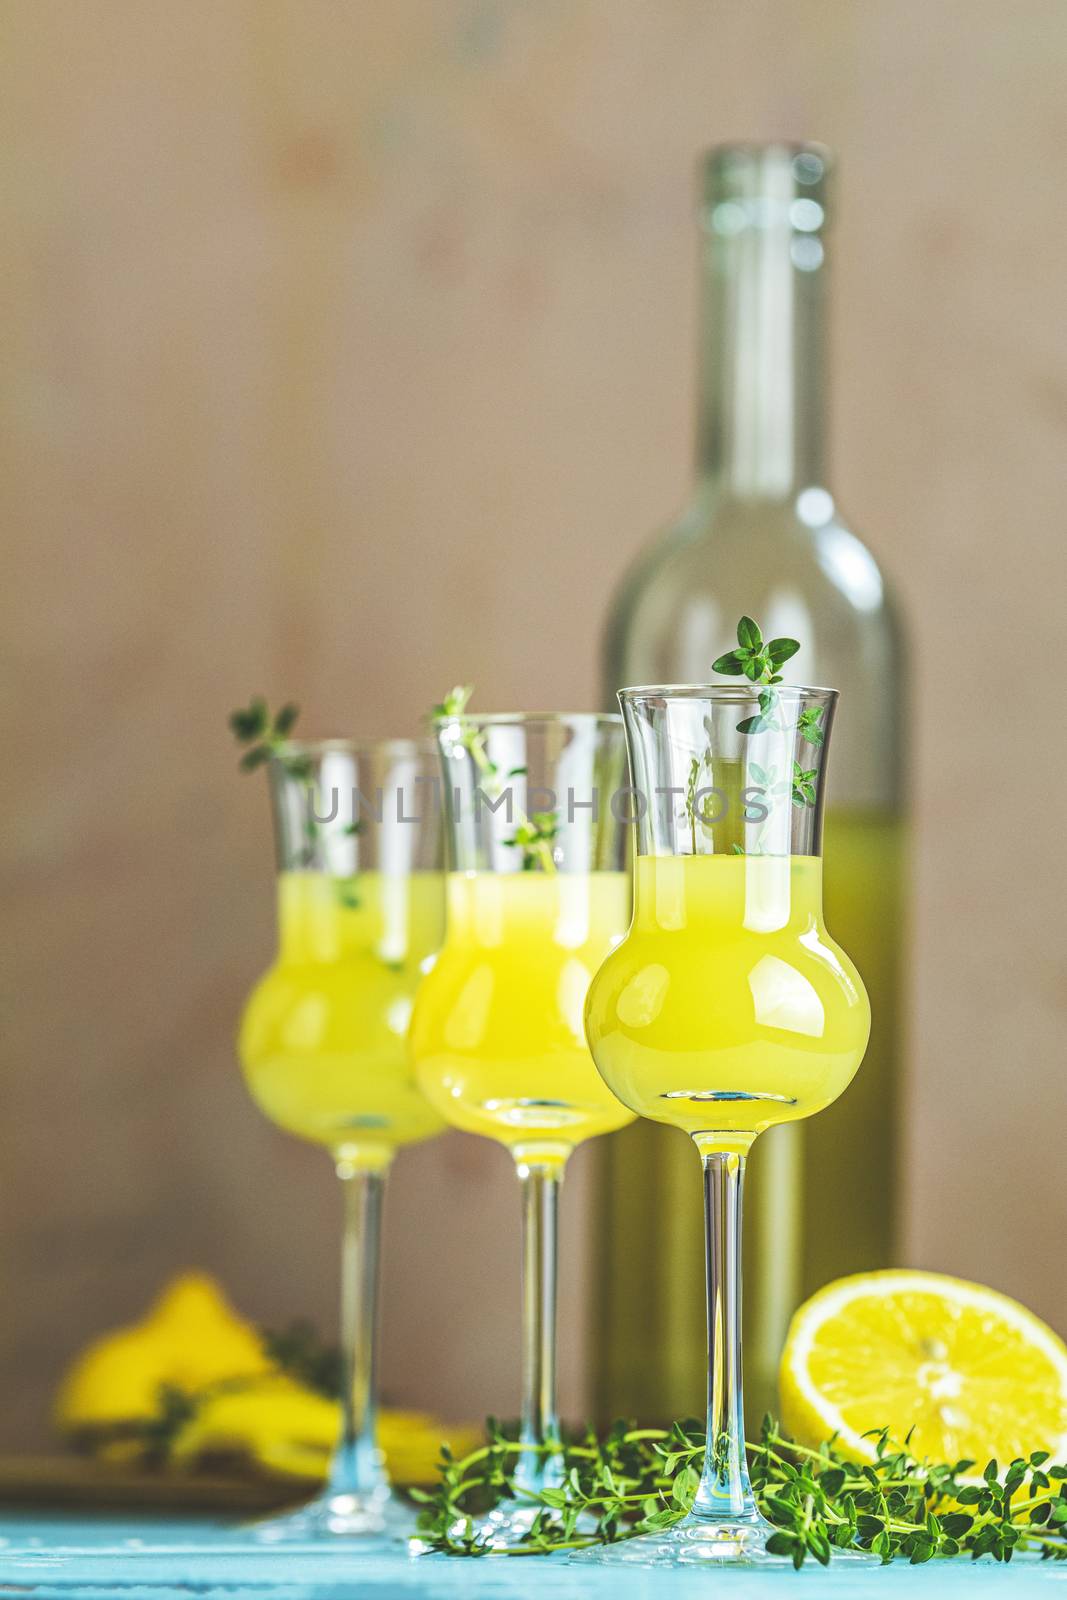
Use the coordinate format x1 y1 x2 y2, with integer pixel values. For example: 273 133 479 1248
410 871 634 1165
239 870 445 1168
584 853 870 1154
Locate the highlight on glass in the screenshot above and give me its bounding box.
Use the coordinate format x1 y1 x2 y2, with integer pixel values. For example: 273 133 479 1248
410 711 633 1548
578 683 871 1565
238 737 444 1542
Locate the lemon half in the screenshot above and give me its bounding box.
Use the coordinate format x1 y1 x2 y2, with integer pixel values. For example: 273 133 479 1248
779 1270 1067 1468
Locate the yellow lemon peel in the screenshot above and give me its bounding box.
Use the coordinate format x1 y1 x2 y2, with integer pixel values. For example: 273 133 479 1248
780 1270 1067 1469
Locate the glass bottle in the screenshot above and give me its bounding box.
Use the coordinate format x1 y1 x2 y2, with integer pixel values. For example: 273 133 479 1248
596 142 905 1423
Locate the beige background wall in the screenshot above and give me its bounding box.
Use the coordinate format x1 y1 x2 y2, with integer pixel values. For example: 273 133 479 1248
3 0 1067 1449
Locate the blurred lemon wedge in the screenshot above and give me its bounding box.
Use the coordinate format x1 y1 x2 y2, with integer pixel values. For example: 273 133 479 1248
169 1381 479 1486
168 1375 338 1477
55 1271 481 1486
56 1273 273 1430
779 1270 1067 1468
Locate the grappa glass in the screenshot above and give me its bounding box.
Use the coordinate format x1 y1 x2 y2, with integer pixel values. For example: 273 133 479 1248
580 684 870 1565
410 713 633 1548
239 738 444 1542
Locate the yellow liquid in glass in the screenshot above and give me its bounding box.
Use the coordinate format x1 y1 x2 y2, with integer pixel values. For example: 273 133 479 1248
411 872 634 1163
239 871 445 1167
585 854 870 1155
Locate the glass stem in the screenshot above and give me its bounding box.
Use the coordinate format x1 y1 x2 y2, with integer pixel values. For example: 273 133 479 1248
513 1159 562 1497
327 1158 387 1501
693 1148 757 1521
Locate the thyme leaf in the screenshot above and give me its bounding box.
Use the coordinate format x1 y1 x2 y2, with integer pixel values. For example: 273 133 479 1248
229 699 310 780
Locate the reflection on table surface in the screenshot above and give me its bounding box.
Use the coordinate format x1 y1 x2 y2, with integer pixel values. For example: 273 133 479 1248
2 1514 1067 1598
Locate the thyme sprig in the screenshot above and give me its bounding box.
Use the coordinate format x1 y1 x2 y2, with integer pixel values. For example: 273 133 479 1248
747 760 819 813
413 1415 1067 1566
681 616 825 846
712 614 794 738
229 698 310 779
712 616 824 751
262 1319 342 1401
432 687 558 872
504 813 560 867
712 615 814 741
229 699 366 902
713 613 799 682
798 705 825 746
685 752 711 853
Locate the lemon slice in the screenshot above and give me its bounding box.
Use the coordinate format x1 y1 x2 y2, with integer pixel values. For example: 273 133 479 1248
779 1270 1067 1468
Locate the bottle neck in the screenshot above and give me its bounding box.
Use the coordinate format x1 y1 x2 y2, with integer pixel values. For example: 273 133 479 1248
695 214 827 498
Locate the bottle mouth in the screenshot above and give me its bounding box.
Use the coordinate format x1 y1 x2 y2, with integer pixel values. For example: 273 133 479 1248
700 141 832 235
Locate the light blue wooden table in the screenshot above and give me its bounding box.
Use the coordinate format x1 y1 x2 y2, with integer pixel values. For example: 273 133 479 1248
2 1515 1066 1598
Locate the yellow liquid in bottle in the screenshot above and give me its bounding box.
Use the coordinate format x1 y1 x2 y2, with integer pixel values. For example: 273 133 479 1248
239 870 445 1167
410 871 634 1165
585 854 870 1156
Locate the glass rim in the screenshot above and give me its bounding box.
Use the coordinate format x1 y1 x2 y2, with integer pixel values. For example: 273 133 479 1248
617 683 838 705
703 138 832 167
272 736 437 758
432 711 623 728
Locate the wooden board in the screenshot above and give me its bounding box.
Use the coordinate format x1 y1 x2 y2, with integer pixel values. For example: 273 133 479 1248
0 1456 315 1512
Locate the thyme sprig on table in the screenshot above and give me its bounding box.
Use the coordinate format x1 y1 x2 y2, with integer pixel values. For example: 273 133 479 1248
412 1416 1067 1566
432 686 559 872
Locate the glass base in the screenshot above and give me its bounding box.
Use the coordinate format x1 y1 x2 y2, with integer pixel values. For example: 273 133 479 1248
251 1486 413 1546
434 1497 597 1553
572 1511 778 1567
571 1512 882 1568
475 1498 545 1550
